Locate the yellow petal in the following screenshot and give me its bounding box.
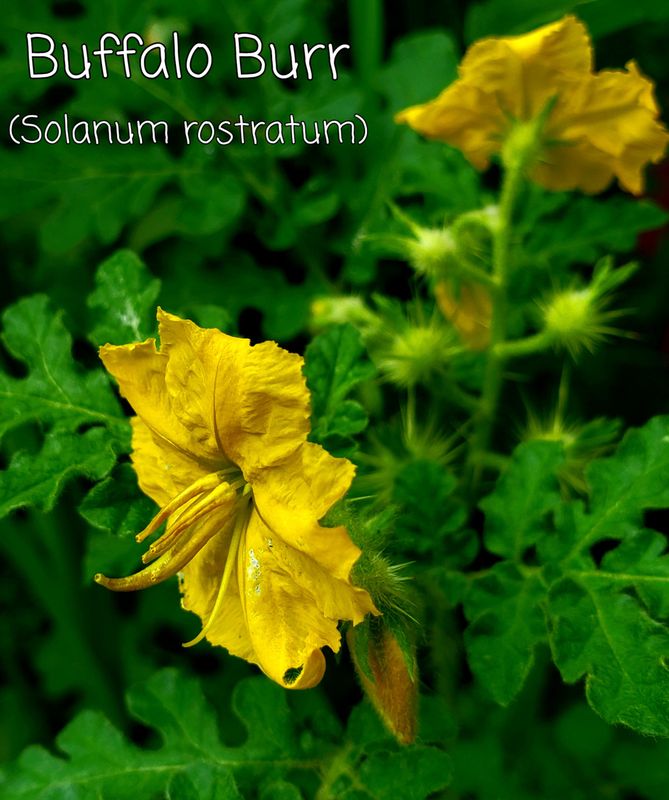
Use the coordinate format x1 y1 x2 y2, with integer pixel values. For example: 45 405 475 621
220 341 311 474
251 442 370 586
544 61 669 194
236 509 361 689
396 80 504 170
100 339 200 463
461 16 590 120
157 308 250 465
130 417 210 507
435 280 492 351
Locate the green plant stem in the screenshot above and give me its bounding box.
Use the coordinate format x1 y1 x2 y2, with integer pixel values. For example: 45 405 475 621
348 0 383 92
494 330 553 360
455 260 499 289
466 162 524 494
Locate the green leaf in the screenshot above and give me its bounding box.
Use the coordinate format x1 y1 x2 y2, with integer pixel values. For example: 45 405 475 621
480 440 564 559
464 563 547 705
0 144 174 253
465 0 588 41
543 418 669 734
381 31 458 111
0 429 118 517
0 296 127 519
3 665 451 799
392 460 472 563
544 416 669 562
87 250 161 346
0 669 313 799
176 164 247 237
357 746 452 800
547 578 669 736
463 418 669 727
168 764 244 800
524 196 668 271
79 463 155 538
599 529 669 618
0 296 123 438
304 324 375 454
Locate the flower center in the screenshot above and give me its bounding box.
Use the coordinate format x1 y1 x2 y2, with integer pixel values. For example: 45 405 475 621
182 483 253 648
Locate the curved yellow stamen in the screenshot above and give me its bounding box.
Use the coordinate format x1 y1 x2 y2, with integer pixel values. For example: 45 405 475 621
135 470 233 544
182 485 253 648
94 503 233 591
95 473 242 592
141 479 245 564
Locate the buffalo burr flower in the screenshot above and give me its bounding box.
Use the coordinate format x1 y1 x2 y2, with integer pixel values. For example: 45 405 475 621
396 15 669 194
96 309 378 689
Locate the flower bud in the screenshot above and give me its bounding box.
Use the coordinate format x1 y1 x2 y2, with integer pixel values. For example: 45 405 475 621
310 296 379 333
543 288 593 344
380 323 455 387
405 227 458 279
435 280 492 350
348 620 418 745
540 259 635 357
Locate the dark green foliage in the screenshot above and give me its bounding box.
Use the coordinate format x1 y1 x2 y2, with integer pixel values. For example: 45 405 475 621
463 418 669 734
305 324 375 456
3 1 669 797
0 296 128 518
0 670 452 800
87 251 161 346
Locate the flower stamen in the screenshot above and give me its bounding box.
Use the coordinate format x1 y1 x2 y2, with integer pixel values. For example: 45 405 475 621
183 484 253 648
94 471 243 592
135 470 233 544
142 479 245 564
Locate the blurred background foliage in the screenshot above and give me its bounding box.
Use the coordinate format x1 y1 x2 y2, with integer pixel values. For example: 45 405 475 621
2 0 669 798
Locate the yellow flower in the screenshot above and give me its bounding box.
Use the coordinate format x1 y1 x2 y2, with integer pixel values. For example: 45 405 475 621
435 280 492 350
396 16 669 194
95 309 378 689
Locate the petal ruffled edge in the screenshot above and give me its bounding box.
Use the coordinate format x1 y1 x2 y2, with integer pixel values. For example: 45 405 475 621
224 340 311 474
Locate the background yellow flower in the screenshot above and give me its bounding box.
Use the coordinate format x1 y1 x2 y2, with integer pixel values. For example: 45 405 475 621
396 15 669 194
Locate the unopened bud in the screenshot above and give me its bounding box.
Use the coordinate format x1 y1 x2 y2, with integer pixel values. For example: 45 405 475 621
406 227 458 279
380 323 455 387
348 621 418 745
310 296 379 333
435 280 492 350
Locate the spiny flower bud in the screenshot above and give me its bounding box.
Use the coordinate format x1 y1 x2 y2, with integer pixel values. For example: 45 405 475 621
540 259 636 357
310 295 379 333
542 288 595 351
524 408 621 494
380 323 456 387
405 226 458 279
358 416 456 504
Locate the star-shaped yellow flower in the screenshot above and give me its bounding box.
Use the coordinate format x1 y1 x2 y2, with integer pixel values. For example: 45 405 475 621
96 309 378 689
396 16 669 194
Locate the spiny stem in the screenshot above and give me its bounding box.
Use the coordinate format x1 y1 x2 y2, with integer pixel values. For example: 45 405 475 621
466 161 525 496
